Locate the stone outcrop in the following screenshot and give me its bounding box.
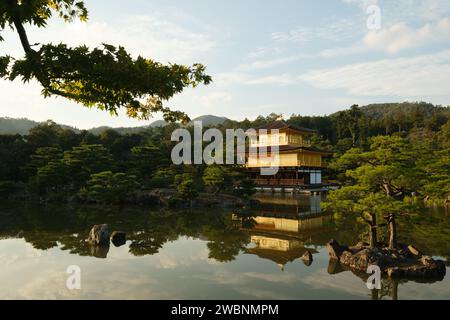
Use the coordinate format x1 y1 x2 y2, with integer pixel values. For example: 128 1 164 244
327 239 348 260
148 189 253 209
301 251 313 266
326 239 446 280
407 245 422 257
87 224 110 246
110 231 126 247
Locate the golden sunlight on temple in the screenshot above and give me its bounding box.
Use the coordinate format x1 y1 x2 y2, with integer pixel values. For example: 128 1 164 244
247 119 332 187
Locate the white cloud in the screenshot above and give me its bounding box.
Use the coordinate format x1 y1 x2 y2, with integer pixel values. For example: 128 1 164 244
321 17 450 57
320 43 367 58
193 91 232 108
247 47 283 59
342 0 379 11
238 55 306 71
343 0 450 22
217 72 296 86
271 19 362 44
299 50 450 97
419 0 450 21
1 13 214 63
245 74 296 86
363 18 450 54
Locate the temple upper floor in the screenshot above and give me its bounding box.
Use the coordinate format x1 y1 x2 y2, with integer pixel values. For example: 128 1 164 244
251 120 316 148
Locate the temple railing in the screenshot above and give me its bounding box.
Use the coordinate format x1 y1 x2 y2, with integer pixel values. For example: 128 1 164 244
254 178 306 186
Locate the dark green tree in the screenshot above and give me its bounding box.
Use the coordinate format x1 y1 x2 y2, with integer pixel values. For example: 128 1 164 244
63 144 113 188
324 136 421 249
81 171 139 204
202 165 230 194
177 173 199 202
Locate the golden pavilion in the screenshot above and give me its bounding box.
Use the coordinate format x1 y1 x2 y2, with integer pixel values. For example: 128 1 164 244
247 119 332 187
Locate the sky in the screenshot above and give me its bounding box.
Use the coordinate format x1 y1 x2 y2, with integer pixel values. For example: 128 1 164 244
1 0 450 129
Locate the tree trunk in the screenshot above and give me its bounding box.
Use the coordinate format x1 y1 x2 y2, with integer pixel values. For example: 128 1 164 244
6 0 33 53
391 279 399 301
388 214 398 250
371 289 379 301
383 182 393 196
369 225 378 248
368 213 378 248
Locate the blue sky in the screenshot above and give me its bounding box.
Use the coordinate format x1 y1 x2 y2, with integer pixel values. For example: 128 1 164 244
1 0 450 129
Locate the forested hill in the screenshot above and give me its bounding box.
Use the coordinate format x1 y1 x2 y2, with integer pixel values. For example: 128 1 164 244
0 118 79 135
338 102 448 120
0 115 230 135
0 103 448 138
0 118 40 135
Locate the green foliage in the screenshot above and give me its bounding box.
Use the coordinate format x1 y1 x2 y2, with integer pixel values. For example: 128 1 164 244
0 180 16 197
1 0 211 121
33 160 68 194
177 174 199 201
324 135 426 246
0 134 30 182
237 177 257 198
64 144 112 174
150 167 177 188
0 103 447 208
0 0 88 28
420 148 450 200
0 56 10 77
26 120 80 150
202 165 229 194
9 44 211 121
30 146 63 169
130 145 168 182
81 171 139 204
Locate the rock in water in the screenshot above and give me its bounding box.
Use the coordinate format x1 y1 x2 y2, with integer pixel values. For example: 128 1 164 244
408 245 422 257
327 239 347 260
89 245 110 259
301 251 313 266
110 231 126 247
88 224 110 246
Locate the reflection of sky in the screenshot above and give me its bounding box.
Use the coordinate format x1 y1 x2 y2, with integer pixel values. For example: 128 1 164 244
1 237 449 300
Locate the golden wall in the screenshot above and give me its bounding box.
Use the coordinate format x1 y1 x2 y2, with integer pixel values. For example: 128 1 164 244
247 151 324 168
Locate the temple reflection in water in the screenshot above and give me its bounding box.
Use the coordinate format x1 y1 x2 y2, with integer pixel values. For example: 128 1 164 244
234 193 332 270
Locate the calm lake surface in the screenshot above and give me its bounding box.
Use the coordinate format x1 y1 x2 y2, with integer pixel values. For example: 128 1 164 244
0 194 449 300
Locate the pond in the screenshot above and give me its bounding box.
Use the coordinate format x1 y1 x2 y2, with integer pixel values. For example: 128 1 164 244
0 194 449 300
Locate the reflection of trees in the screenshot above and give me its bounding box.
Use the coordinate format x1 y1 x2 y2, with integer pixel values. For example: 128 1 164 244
0 203 250 262
205 231 250 263
328 258 443 300
372 278 402 301
2 201 449 267
399 212 450 262
198 213 251 262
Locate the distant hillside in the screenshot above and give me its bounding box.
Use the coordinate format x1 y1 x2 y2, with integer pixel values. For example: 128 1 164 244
2 104 446 136
0 117 39 135
148 115 230 128
189 115 229 126
149 120 168 128
88 125 151 135
87 115 230 135
333 102 449 119
0 118 79 135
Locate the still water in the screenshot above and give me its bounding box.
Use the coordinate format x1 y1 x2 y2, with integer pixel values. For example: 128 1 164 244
0 194 449 300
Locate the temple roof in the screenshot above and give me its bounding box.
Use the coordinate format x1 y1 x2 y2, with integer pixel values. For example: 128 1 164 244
248 145 333 155
244 247 318 266
257 120 317 134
